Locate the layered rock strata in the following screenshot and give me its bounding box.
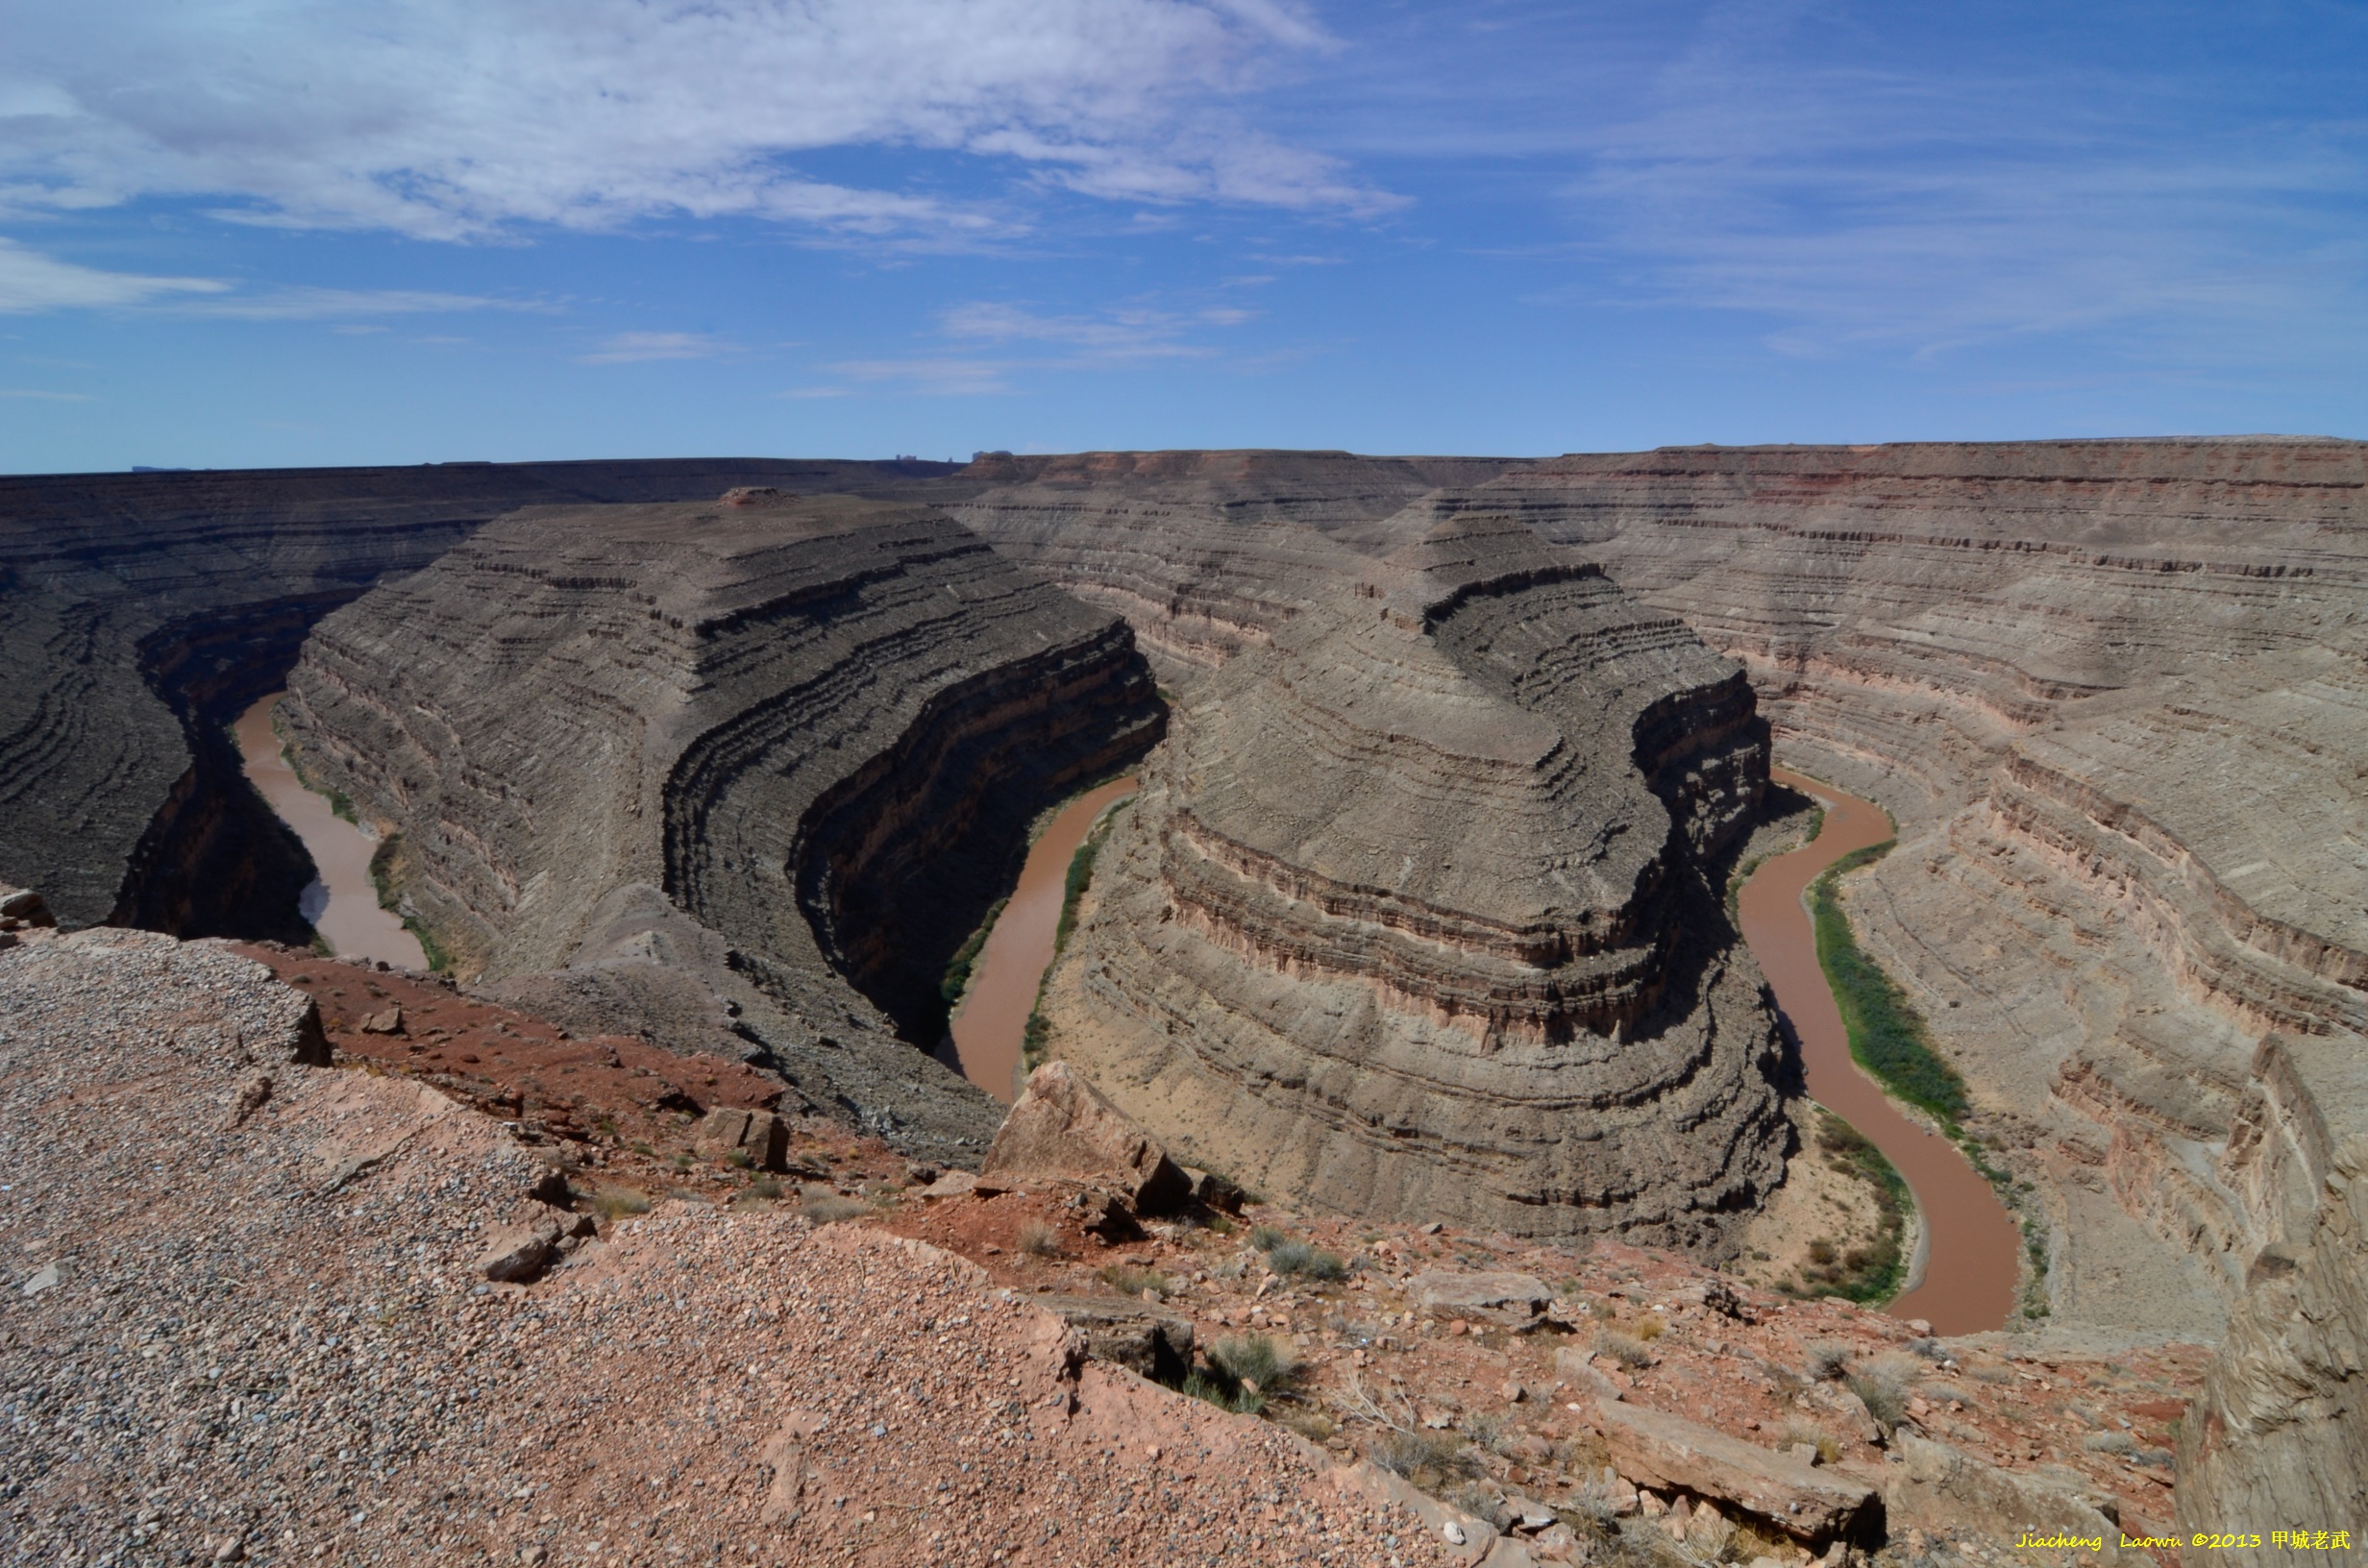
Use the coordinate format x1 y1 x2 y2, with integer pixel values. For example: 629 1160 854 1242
279 490 1163 1158
1037 513 1786 1246
950 449 1523 679
0 456 964 934
2176 1033 2368 1553
1414 439 2368 1324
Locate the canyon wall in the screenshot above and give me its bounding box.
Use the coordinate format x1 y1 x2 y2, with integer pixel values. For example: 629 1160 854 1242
950 450 1524 678
1038 512 1787 1247
950 438 2366 1510
0 458 966 936
1441 440 2368 1520
278 489 1163 1159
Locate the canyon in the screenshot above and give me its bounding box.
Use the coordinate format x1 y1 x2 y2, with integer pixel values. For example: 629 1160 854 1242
4 438 2363 1559
273 486 1163 1164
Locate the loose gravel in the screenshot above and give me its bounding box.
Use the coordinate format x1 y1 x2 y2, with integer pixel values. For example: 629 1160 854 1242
2 931 1452 1567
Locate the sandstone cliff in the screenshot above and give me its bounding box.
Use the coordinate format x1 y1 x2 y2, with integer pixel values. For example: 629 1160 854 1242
279 489 1164 1159
1038 513 1787 1247
0 457 967 936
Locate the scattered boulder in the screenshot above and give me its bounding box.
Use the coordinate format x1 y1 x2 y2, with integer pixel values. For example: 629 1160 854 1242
477 1214 565 1284
983 1062 1190 1215
359 1006 405 1036
918 1170 979 1201
1077 1188 1145 1243
1034 1294 1196 1383
1596 1398 1882 1543
1183 1166 1246 1213
0 884 57 935
1887 1434 2119 1558
21 1262 62 1297
1412 1271 1557 1331
690 1107 789 1171
227 1074 273 1129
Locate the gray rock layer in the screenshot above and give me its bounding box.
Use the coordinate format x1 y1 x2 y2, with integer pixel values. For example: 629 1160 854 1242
0 456 965 933
1042 514 1785 1248
280 490 1163 1159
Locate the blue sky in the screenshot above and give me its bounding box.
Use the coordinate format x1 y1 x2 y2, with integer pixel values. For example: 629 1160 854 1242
2 0 2362 471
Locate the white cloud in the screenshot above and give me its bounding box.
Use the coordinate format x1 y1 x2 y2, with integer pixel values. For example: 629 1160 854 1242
0 387 94 401
0 237 225 311
579 331 738 365
1 0 1383 244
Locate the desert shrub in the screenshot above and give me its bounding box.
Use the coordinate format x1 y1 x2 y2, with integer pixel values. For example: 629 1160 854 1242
2082 1431 2137 1456
1812 845 1970 1122
1776 1421 1841 1465
800 1195 872 1225
1373 1431 1474 1482
1633 1313 1665 1342
1248 1224 1288 1252
744 1176 783 1201
1179 1372 1260 1415
591 1187 652 1222
1908 1337 1949 1361
1846 1361 1913 1429
1017 1221 1063 1258
1098 1262 1169 1297
1267 1239 1348 1282
1276 1408 1337 1443
1209 1334 1296 1397
1804 1341 1853 1381
1595 1330 1654 1370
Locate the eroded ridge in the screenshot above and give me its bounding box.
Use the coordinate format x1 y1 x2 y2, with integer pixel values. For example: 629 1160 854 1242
278 490 1164 1159
1038 514 1787 1247
950 449 1527 679
0 458 964 936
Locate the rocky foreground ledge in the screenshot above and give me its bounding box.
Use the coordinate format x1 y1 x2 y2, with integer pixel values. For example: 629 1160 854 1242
0 931 1456 1566
5 927 2232 1568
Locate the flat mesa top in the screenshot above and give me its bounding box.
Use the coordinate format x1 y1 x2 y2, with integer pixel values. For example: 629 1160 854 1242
499 489 946 554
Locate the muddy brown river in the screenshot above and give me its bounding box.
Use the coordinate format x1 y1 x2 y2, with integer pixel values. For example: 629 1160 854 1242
234 694 428 970
1738 767 2019 1334
946 777 1137 1103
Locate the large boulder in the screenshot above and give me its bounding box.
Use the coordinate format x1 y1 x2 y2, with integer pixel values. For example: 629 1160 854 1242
1887 1435 2119 1560
983 1062 1191 1215
1595 1399 1881 1544
692 1107 789 1172
1034 1294 1196 1383
1413 1271 1557 1331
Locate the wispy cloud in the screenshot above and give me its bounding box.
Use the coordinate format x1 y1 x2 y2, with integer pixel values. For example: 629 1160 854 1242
1544 4 2368 362
940 300 1257 360
0 387 93 401
579 331 739 365
0 0 1385 248
0 237 224 312
187 286 540 321
827 358 1016 396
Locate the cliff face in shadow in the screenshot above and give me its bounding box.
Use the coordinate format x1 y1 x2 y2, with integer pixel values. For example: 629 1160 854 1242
0 457 971 936
1038 514 1785 1247
279 490 1163 1160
